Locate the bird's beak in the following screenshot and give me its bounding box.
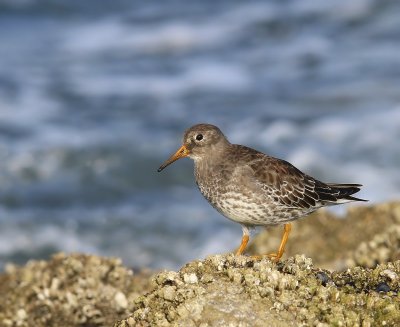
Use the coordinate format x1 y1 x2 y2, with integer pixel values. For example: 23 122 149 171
157 144 190 172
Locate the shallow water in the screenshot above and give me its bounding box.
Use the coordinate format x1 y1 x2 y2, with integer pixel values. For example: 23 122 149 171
0 0 399 270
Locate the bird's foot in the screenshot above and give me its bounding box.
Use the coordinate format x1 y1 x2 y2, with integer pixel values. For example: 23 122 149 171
251 223 291 263
266 253 281 262
251 253 281 262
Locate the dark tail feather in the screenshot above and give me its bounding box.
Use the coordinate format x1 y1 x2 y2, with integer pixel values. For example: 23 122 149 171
325 183 368 202
344 195 368 202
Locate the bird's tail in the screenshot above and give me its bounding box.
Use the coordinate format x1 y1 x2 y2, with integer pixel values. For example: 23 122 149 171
325 183 367 203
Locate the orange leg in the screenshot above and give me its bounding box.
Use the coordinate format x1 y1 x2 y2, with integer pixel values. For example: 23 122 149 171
235 234 249 256
235 226 250 256
267 223 292 262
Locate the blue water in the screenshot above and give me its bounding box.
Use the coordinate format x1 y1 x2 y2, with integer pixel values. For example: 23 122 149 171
0 0 399 270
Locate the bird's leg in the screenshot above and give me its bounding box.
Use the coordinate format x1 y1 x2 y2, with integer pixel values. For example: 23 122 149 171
235 226 250 256
267 223 292 262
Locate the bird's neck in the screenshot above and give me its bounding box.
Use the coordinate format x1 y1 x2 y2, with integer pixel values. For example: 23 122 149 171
194 142 232 176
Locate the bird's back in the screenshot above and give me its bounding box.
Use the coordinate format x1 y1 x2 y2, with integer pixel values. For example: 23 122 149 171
232 144 365 207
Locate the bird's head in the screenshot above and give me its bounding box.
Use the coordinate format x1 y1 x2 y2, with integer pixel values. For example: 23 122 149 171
157 123 229 172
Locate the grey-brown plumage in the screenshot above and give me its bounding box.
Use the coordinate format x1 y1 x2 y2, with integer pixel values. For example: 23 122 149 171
158 123 366 260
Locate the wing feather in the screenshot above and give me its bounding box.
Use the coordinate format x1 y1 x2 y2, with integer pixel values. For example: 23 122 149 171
228 144 365 210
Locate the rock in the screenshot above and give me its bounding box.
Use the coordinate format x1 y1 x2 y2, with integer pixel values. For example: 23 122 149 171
248 201 400 270
115 255 400 327
183 272 198 284
348 225 400 268
0 253 154 327
115 291 129 312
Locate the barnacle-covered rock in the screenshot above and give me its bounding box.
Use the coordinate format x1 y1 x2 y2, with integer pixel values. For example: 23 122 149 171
115 254 400 327
348 225 400 268
0 253 153 327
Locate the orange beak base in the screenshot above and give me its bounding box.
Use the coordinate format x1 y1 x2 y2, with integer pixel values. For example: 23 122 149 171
157 145 190 172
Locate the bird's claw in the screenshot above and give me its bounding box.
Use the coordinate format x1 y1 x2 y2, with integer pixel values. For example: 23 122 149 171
250 253 280 262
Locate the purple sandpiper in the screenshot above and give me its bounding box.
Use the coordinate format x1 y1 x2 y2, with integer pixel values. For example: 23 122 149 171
158 124 366 261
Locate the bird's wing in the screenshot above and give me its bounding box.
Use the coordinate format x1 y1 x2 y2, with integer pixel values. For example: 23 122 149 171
234 149 340 210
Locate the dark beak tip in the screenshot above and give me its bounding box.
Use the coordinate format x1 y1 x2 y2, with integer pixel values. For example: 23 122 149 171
157 167 163 172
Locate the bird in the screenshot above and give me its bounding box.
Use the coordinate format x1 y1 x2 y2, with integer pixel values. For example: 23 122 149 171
157 123 366 261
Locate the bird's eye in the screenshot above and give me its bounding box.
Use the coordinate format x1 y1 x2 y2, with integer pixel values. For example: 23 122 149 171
196 134 203 141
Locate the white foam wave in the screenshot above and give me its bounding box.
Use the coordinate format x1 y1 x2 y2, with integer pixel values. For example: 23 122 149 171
70 61 251 98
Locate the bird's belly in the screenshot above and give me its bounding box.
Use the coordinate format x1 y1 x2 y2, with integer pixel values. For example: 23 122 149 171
198 185 291 226
215 193 275 225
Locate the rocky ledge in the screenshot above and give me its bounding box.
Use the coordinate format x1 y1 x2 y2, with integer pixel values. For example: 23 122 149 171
0 202 399 327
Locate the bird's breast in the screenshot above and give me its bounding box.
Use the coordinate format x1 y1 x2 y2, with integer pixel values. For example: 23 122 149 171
194 163 286 225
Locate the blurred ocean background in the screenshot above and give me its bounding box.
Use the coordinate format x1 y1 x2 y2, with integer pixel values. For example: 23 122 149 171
0 0 399 270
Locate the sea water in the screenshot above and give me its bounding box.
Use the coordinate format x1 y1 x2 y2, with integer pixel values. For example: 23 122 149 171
0 0 399 270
